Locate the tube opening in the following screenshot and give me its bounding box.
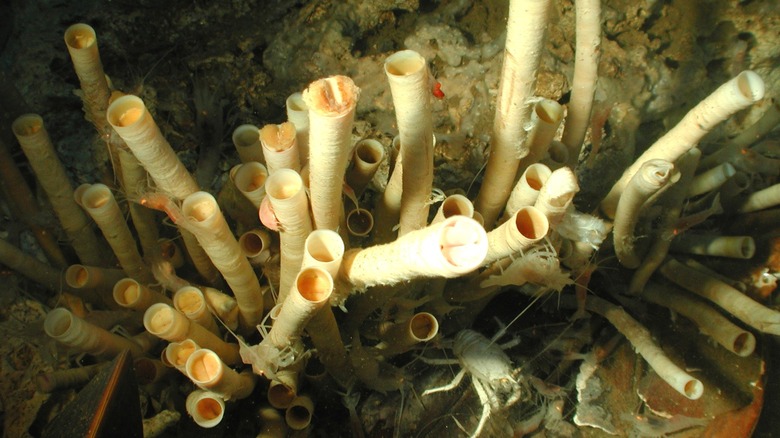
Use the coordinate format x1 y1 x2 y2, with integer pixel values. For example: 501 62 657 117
439 217 488 269
64 24 96 49
286 92 307 112
233 124 260 148
268 383 296 408
196 397 223 420
683 379 704 400
240 232 267 255
525 165 551 190
235 163 268 192
175 287 205 314
347 209 374 236
536 99 563 124
182 193 217 223
385 51 425 76
296 268 333 303
134 358 158 385
441 195 473 219
305 230 344 262
65 265 89 288
44 308 73 338
410 313 438 341
740 237 756 259
107 95 145 128
732 332 756 357
11 114 43 137
113 278 140 306
736 71 765 102
144 304 175 334
546 141 569 166
355 139 384 164
187 350 222 384
266 169 303 200
83 185 111 209
286 404 312 430
515 207 549 239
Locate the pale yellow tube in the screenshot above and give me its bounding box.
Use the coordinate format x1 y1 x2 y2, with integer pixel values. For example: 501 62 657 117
265 169 312 303
485 206 549 265
186 390 225 429
260 122 300 174
602 71 766 217
475 0 552 228
117 148 159 257
341 216 488 290
302 229 344 277
687 163 736 197
181 192 263 329
113 277 172 311
165 339 200 372
302 75 359 231
232 124 265 164
659 258 780 335
80 183 154 284
670 234 755 259
376 312 439 356
346 138 385 196
534 166 579 228
239 229 272 266
268 268 333 350
285 395 314 431
186 348 256 400
738 182 780 213
45 308 144 359
65 264 125 290
385 50 434 235
233 162 268 208
518 99 564 173
286 92 310 165
641 282 755 357
431 194 474 224
503 163 552 221
143 303 241 364
372 141 403 243
561 0 601 167
12 114 105 266
64 23 112 134
174 286 220 335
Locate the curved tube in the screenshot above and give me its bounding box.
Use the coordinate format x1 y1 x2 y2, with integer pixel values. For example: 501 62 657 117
36 363 103 393
534 166 579 228
186 390 225 428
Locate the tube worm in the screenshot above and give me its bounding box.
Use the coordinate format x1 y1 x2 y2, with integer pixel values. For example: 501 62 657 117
503 163 552 221
601 71 766 217
174 286 220 335
375 312 439 356
475 0 552 228
534 166 579 229
12 114 105 266
670 234 755 259
185 390 225 428
285 395 314 431
484 206 549 265
372 136 404 243
180 192 263 329
561 0 601 167
258 405 288 437
63 24 111 134
143 303 241 364
687 163 736 197
44 307 144 359
186 348 257 400
613 159 678 268
346 208 374 237
233 162 269 208
346 139 385 197
518 100 564 174
35 363 105 393
341 216 488 290
134 357 173 385
79 184 155 284
0 238 72 296
286 92 310 165
265 169 312 303
584 296 704 400
232 124 265 164
113 278 172 311
239 229 272 266
431 194 474 224
117 148 159 257
65 264 124 291
641 282 755 357
384 50 435 235
260 122 300 174
659 258 780 335
542 140 570 170
302 75 359 231
738 182 780 213
165 339 200 372
268 365 301 409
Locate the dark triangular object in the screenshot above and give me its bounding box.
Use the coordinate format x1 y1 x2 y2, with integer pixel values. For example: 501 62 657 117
43 350 143 438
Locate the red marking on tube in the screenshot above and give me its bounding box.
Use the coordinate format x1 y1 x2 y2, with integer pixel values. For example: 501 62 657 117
432 81 445 99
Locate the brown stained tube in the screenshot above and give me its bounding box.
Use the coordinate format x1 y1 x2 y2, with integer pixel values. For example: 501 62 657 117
670 234 755 259
65 264 125 291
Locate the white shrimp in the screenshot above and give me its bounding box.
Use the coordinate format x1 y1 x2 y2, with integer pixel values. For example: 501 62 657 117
420 329 523 437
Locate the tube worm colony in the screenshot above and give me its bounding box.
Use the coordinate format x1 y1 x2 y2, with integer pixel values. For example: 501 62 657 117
2 0 778 435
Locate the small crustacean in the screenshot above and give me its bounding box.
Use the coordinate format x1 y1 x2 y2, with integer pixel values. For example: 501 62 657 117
420 328 523 437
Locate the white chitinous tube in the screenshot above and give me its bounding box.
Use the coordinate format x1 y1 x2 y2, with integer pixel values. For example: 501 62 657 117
376 312 439 356
63 23 111 134
687 162 736 197
585 296 704 400
186 348 256 400
36 363 104 393
346 208 374 237
143 303 241 364
65 264 125 291
659 258 780 335
601 71 766 217
484 207 549 265
181 192 263 329
613 159 679 268
518 99 564 173
239 229 273 266
113 277 172 311
232 124 265 164
12 114 105 266
560 0 601 167
233 162 269 208
44 308 144 359
302 230 345 277
670 234 755 259
346 138 385 196
302 75 359 231
475 0 552 229
260 122 300 174
641 282 755 357
174 286 220 335
165 339 200 372
186 389 225 429
431 194 474 225
285 395 314 431
267 267 334 350
384 50 435 235
79 183 155 284
503 163 552 221
286 92 310 165
738 182 780 213
107 95 199 199
534 166 579 229
265 169 312 303
341 216 488 290
373 137 404 243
